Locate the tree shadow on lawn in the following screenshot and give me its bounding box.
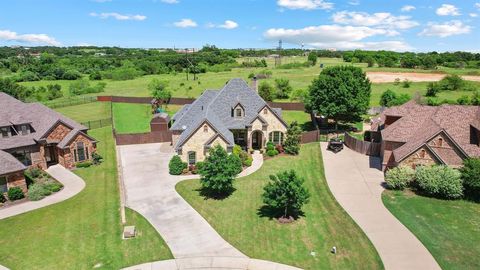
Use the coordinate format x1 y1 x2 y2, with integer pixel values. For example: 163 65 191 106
196 187 237 201
256 205 306 221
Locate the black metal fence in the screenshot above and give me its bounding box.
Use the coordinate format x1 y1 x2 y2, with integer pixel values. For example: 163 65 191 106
81 118 113 129
43 96 97 109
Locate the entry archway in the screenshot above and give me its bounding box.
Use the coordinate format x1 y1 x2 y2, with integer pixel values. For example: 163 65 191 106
251 130 263 150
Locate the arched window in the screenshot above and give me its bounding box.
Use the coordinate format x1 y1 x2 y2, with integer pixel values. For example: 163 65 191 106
188 151 196 165
263 108 268 115
268 131 284 145
74 141 88 162
419 149 426 158
203 124 208 132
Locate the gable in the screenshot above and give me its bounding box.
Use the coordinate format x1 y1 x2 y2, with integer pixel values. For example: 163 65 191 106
45 122 73 142
257 106 288 131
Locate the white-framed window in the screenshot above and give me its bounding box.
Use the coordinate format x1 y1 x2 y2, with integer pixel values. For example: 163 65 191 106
268 131 284 145
0 176 7 193
20 125 29 135
188 151 196 165
236 108 242 117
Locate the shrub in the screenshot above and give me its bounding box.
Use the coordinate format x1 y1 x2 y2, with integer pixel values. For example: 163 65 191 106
460 158 480 197
7 187 25 201
169 155 187 175
44 180 63 193
28 183 48 201
415 165 463 199
229 153 243 175
266 142 275 151
457 95 471 105
385 166 415 190
266 149 279 157
258 81 274 101
244 156 253 167
195 161 205 172
92 152 103 165
76 161 93 168
274 78 293 99
426 82 440 97
402 79 411 88
0 193 6 203
439 74 465 91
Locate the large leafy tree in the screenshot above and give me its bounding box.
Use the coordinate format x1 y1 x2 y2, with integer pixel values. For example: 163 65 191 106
199 145 239 198
461 158 480 198
306 66 371 129
262 170 310 219
258 81 274 101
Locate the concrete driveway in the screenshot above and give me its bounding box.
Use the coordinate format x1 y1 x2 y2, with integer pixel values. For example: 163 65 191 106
118 142 245 259
320 143 441 270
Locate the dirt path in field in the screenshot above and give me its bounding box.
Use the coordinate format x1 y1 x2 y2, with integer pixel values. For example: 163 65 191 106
367 72 480 83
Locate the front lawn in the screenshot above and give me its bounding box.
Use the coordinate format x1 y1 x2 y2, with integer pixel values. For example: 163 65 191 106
382 190 480 270
176 143 383 269
0 127 172 269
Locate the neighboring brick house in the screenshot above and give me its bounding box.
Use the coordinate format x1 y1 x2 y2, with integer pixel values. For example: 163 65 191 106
170 78 288 164
371 101 480 171
0 93 96 193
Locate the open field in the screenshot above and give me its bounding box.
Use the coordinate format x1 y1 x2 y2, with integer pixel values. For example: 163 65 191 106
176 143 383 270
383 190 480 270
0 127 173 270
18 57 480 108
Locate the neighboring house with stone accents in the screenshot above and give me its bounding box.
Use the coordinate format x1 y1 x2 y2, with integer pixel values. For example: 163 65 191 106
0 93 96 193
371 100 480 171
170 78 288 164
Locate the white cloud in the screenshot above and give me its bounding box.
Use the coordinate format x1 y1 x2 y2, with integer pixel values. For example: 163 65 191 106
348 0 360 6
470 13 478 18
264 25 412 51
436 4 460 16
419 20 471 37
173 18 197 28
218 20 239 29
277 0 333 10
90 12 146 21
332 11 419 30
160 0 179 3
0 29 61 46
401 5 416 12
476 3 480 9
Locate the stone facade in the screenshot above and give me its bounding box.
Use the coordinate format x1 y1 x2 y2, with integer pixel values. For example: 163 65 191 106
2 171 27 193
247 106 287 150
46 123 72 142
179 122 221 162
399 146 438 169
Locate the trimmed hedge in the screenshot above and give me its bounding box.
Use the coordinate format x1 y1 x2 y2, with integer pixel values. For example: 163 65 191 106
415 165 463 199
385 166 415 190
7 187 25 201
169 155 187 175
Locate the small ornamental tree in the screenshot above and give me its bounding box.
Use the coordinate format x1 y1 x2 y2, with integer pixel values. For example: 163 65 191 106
149 79 172 109
307 52 318 66
284 121 302 155
274 78 293 99
460 158 480 197
262 170 310 219
169 155 187 175
199 145 239 198
258 81 274 102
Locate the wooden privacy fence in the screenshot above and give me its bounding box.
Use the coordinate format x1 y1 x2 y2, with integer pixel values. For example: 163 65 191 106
97 96 305 111
114 130 172 145
301 130 320 144
344 132 381 156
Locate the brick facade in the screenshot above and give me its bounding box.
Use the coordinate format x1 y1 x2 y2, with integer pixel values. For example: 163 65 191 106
60 134 96 169
47 123 72 142
3 171 27 193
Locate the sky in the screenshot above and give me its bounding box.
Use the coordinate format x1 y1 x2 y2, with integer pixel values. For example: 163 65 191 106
0 0 479 52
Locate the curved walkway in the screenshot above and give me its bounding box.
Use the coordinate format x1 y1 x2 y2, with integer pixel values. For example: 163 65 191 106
0 164 85 220
118 143 300 270
320 142 440 270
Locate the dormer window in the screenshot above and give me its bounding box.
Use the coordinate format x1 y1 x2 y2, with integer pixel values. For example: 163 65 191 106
233 103 244 119
19 124 30 135
0 127 10 138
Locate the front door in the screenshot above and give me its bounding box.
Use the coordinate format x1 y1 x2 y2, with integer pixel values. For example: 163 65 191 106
251 131 263 150
45 145 58 166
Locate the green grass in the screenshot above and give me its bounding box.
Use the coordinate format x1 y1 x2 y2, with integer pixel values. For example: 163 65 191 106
112 103 181 134
112 103 151 134
282 110 315 131
55 101 111 122
176 143 383 270
0 127 172 269
382 190 480 270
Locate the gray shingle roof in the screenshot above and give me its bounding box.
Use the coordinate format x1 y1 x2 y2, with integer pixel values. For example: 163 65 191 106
171 78 287 150
0 93 88 150
0 150 26 175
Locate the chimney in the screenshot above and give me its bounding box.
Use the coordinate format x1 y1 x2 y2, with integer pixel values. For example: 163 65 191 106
251 76 258 92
